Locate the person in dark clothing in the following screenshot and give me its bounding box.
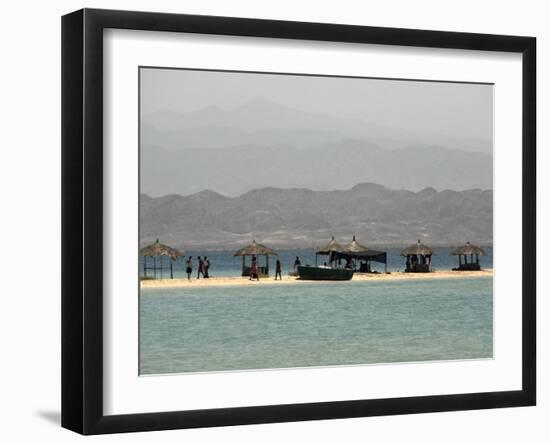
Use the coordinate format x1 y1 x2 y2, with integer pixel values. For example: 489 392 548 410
197 256 204 279
185 256 192 280
203 256 210 278
411 254 418 271
345 257 352 269
275 259 282 280
293 256 301 271
250 255 260 281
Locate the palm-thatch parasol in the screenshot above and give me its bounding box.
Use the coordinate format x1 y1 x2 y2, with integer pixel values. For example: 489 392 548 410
337 236 387 272
140 238 183 260
400 240 435 257
315 236 344 266
450 242 486 271
140 239 183 279
400 240 434 273
233 240 278 277
341 235 372 255
315 236 343 254
233 239 278 257
451 242 486 256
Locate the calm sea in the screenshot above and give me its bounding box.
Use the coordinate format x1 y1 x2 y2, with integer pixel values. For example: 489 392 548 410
140 276 493 375
139 246 493 279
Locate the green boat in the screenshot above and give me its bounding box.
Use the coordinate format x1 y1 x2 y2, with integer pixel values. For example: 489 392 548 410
297 265 354 281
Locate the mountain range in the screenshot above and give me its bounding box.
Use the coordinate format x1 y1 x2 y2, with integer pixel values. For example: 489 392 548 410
141 140 492 197
142 98 492 154
140 98 493 197
140 183 493 250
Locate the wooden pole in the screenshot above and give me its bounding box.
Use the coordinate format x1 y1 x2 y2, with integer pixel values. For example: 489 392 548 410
170 260 173 279
143 256 147 277
265 254 269 276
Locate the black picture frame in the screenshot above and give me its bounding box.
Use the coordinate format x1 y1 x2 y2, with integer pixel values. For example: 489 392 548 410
62 8 536 435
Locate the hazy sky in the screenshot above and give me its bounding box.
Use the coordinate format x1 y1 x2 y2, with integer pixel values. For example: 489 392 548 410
140 67 493 141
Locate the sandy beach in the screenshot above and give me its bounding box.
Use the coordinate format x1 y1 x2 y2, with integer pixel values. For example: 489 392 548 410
140 269 493 289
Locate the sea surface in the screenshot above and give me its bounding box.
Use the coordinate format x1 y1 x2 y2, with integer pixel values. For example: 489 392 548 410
140 276 493 375
139 246 493 279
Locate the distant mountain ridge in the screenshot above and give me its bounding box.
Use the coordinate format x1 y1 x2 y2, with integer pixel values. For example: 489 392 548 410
142 98 492 154
140 140 493 197
140 183 493 250
141 98 492 197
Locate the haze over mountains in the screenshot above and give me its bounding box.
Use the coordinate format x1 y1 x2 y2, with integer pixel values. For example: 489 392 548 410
140 98 493 197
142 98 492 153
140 184 493 250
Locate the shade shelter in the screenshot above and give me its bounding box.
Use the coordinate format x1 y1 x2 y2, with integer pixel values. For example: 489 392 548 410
335 235 387 273
400 240 435 273
233 240 278 277
314 236 343 266
451 242 486 271
140 238 183 279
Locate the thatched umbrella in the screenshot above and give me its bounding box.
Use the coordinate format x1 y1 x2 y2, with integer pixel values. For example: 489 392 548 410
400 240 434 256
451 242 486 256
341 235 370 255
400 240 434 273
140 238 183 279
315 236 343 265
451 241 486 271
315 236 343 254
233 240 278 277
338 236 387 273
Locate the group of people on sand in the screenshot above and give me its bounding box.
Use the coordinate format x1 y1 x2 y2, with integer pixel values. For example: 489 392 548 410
185 256 210 280
183 255 301 282
249 255 284 281
405 254 432 272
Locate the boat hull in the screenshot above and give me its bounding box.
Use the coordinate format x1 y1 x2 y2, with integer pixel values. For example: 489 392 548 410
297 265 354 281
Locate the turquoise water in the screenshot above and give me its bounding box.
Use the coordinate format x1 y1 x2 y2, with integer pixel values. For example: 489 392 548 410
139 277 493 375
139 246 493 279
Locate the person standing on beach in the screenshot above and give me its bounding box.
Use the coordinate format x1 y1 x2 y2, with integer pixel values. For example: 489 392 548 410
293 256 301 271
204 256 210 278
275 259 282 280
197 256 204 279
250 255 259 281
185 256 192 280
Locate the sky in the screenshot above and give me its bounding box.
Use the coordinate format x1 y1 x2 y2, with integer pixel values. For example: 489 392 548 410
140 67 494 141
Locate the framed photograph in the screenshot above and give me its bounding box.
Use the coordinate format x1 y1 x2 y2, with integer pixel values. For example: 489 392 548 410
61 8 536 435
